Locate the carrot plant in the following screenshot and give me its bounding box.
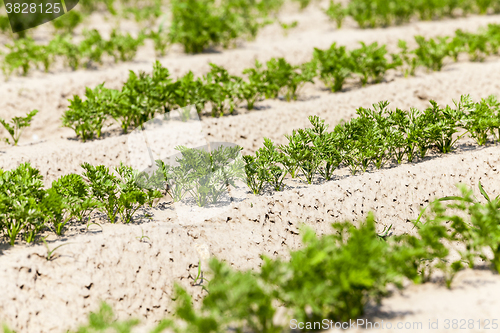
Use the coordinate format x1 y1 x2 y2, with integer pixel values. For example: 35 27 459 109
48 35 82 70
0 153 166 246
78 0 117 15
168 71 206 114
40 188 67 236
0 109 38 146
315 134 343 180
135 161 170 196
484 95 500 141
324 0 346 28
1 28 147 77
261 213 438 323
260 57 313 100
51 10 84 34
355 101 393 168
154 158 188 202
412 106 444 158
0 163 80 242
168 0 260 53
351 42 396 86
458 95 498 145
81 163 120 223
122 0 162 24
416 182 500 274
338 116 378 174
70 303 141 332
106 29 147 63
79 29 111 67
3 0 500 81
0 14 10 34
116 163 163 223
146 144 245 206
147 23 170 57
458 31 487 61
282 129 322 183
2 37 44 77
182 144 244 206
67 210 452 333
62 84 120 141
262 58 316 101
386 107 420 163
116 63 171 133
189 258 281 333
313 43 353 92
202 64 241 116
51 173 100 223
0 163 46 245
396 40 418 77
256 138 287 191
242 155 268 194
308 116 342 180
413 35 451 71
238 60 267 109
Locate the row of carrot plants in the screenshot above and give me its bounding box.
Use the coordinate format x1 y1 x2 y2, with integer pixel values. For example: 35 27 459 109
0 162 163 246
5 181 500 333
0 0 285 65
1 28 168 78
0 0 154 35
326 0 500 29
5 2 500 78
61 23 500 142
244 94 500 194
4 0 500 38
0 0 165 36
3 0 500 57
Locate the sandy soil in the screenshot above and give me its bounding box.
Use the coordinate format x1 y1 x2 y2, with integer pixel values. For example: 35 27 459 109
1 4 500 333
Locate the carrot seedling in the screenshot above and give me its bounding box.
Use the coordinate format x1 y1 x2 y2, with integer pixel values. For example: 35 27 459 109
86 222 103 232
0 109 38 146
41 237 72 261
136 229 150 243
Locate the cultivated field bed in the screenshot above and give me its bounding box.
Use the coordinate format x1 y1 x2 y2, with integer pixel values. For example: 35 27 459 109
1 144 500 333
2 2 500 333
2 58 500 185
1 13 500 146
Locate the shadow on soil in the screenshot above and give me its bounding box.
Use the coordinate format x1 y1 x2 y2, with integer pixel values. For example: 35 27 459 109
363 307 415 322
0 243 9 255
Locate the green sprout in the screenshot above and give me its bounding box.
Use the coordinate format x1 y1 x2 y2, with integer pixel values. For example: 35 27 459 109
0 109 38 146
